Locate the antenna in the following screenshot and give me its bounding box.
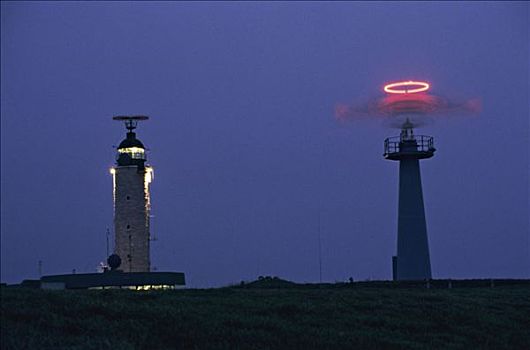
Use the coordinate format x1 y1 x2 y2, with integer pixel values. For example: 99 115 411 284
318 211 322 284
106 227 110 258
113 115 149 132
149 215 158 242
316 131 328 285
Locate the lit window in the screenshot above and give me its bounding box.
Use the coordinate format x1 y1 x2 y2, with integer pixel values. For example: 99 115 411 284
134 285 174 291
118 147 145 159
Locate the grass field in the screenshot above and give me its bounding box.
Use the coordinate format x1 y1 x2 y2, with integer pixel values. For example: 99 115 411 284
1 280 529 349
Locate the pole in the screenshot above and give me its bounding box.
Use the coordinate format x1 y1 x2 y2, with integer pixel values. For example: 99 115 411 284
318 211 322 283
106 227 110 258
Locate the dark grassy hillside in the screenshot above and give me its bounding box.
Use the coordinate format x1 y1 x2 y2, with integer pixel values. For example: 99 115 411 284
1 281 529 350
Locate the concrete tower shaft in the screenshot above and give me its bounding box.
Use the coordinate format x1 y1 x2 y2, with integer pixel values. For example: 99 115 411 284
384 121 435 281
112 166 153 272
396 157 431 280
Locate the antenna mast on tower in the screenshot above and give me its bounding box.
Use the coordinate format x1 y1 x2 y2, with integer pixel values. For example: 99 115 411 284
113 115 149 132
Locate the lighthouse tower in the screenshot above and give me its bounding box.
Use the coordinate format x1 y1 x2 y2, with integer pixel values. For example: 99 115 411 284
384 119 435 281
110 116 153 272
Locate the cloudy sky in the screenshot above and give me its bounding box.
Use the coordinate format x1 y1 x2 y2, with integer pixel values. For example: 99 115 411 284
1 1 528 286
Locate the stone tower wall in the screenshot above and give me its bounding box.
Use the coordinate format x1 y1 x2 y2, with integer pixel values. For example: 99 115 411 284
113 166 151 272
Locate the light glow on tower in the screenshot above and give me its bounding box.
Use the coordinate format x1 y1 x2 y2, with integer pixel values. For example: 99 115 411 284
110 167 116 226
144 166 154 234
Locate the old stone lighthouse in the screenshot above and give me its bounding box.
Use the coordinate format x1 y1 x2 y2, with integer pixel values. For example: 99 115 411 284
110 116 153 272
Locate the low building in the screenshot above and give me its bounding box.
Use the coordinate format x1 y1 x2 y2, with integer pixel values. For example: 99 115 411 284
40 271 185 290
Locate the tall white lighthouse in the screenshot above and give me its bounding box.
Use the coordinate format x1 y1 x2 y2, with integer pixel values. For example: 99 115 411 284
110 116 153 272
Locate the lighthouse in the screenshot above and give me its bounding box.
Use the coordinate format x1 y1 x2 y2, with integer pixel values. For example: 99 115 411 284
37 115 185 289
110 116 153 272
384 119 435 281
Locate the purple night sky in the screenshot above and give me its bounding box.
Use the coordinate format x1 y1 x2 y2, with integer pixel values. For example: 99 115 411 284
1 2 528 287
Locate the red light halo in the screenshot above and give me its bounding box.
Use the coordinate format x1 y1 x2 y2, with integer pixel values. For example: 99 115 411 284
384 81 430 94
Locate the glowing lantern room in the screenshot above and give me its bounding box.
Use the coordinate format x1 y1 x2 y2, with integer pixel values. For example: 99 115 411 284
116 132 146 166
114 116 148 167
